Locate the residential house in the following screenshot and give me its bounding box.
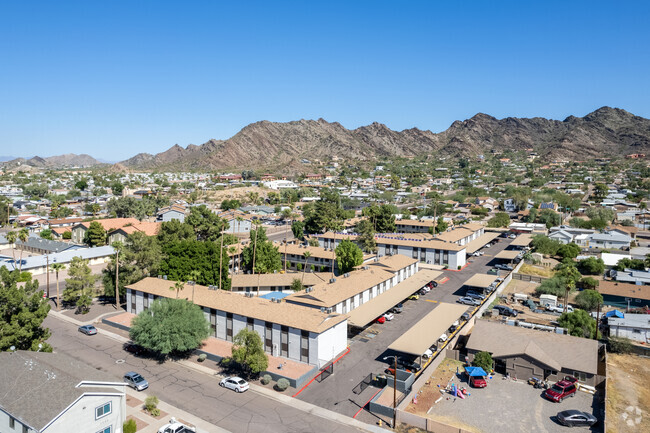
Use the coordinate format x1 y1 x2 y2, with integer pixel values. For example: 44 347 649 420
156 204 186 223
0 245 116 275
107 221 161 244
548 230 574 245
607 314 650 344
465 320 601 386
611 269 650 286
0 351 126 433
230 272 330 295
395 219 435 233
475 197 499 212
598 280 650 309
218 210 254 233
539 202 559 211
126 277 348 367
503 198 517 212
14 237 80 255
71 218 140 244
587 231 632 250
275 242 375 274
508 222 547 234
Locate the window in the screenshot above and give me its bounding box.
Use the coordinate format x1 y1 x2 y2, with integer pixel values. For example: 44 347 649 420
573 371 587 382
281 325 289 357
300 330 309 363
226 313 233 342
96 427 111 433
247 317 254 331
633 329 641 334
210 309 217 336
95 402 112 419
264 321 272 352
10 416 15 428
143 294 149 310
23 426 29 433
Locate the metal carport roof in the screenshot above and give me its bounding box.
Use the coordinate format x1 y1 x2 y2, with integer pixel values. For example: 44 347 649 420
347 269 442 328
463 273 498 289
509 233 533 247
465 232 500 254
494 250 520 260
388 302 469 356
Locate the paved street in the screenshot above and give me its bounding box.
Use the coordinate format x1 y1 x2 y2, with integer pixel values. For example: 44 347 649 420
43 315 370 433
296 237 515 423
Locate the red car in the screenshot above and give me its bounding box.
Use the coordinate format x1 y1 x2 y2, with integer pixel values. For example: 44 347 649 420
544 380 577 402
469 375 487 388
376 316 386 324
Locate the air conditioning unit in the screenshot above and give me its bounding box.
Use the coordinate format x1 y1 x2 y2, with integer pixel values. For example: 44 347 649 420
329 278 336 284
157 275 162 279
326 308 333 314
320 307 326 313
163 275 168 280
306 287 313 293
344 273 350 278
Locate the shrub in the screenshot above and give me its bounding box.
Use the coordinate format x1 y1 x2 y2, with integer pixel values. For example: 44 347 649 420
608 337 633 354
144 395 160 417
297 263 303 271
443 265 448 269
221 357 232 367
261 374 272 385
275 378 290 392
198 353 207 362
457 265 461 270
123 419 137 433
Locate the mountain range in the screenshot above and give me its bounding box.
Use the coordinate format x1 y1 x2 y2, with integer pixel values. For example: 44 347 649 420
3 107 648 172
119 107 650 171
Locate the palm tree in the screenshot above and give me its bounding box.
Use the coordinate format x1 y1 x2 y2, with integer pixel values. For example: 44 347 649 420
51 262 65 311
235 215 244 236
6 230 17 266
17 228 28 272
219 221 226 290
301 251 312 287
171 280 185 298
188 270 201 302
251 221 261 275
228 245 238 274
112 241 124 308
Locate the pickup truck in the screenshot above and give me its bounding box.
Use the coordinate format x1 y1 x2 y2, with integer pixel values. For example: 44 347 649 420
547 304 574 314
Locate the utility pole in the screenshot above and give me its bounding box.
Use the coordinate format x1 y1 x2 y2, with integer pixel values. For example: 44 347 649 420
595 301 601 340
383 355 399 428
114 248 119 309
46 254 50 299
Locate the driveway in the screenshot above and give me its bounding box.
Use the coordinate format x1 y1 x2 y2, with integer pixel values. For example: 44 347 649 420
427 373 602 433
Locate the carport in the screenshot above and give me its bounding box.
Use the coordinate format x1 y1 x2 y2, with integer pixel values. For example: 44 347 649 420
388 302 469 361
494 250 520 261
347 269 442 328
465 232 500 254
463 273 498 293
509 233 533 248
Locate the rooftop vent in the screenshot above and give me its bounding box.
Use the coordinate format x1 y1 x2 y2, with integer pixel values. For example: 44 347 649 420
329 278 337 284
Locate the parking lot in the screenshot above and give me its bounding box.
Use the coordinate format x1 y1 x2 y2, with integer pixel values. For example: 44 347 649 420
426 371 602 433
295 237 516 423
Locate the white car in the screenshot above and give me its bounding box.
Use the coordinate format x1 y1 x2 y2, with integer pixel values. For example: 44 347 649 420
438 333 448 342
158 418 196 433
382 312 395 321
220 376 249 393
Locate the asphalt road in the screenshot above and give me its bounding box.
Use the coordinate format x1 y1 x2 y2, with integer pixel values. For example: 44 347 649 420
43 315 366 433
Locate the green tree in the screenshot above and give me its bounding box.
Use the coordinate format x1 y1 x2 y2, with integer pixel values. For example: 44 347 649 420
471 351 493 372
575 289 603 311
301 251 312 286
558 309 599 339
531 235 561 256
231 328 269 375
85 221 107 246
291 220 304 240
157 219 195 244
335 239 363 274
362 204 396 233
290 278 303 292
185 205 225 241
158 240 231 290
577 257 605 275
129 298 209 355
435 216 449 234
75 179 88 191
51 262 65 311
593 183 608 201
111 181 124 195
241 226 282 274
356 219 377 253
220 199 241 211
487 212 510 228
537 209 561 228
615 257 646 271
39 229 53 240
557 243 581 260
580 277 599 290
0 267 52 352
63 256 97 313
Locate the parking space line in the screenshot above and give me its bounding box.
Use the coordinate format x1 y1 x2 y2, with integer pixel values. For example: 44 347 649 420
424 300 439 303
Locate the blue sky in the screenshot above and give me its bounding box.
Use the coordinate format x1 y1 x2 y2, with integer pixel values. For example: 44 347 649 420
1 1 649 160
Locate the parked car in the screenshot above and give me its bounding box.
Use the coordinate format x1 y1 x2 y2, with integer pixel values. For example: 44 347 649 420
438 333 448 342
123 342 147 356
457 297 480 306
556 410 597 427
495 264 513 271
472 251 484 256
428 280 439 288
548 305 575 314
469 375 487 388
409 294 419 301
219 376 249 393
466 291 486 300
417 288 428 296
391 303 403 313
508 234 517 239
461 312 471 321
494 305 518 317
78 325 97 335
448 320 460 333
382 312 395 321
544 380 577 402
376 316 386 324
124 371 149 391
158 417 196 433
397 359 422 373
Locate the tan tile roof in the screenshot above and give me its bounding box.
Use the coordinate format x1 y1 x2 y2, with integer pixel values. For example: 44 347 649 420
466 320 598 374
113 221 161 236
284 267 396 308
598 280 650 300
320 232 465 252
395 219 435 227
231 272 329 288
436 227 473 243
461 222 485 232
126 277 347 333
274 242 374 261
48 217 83 226
76 218 140 231
366 254 418 273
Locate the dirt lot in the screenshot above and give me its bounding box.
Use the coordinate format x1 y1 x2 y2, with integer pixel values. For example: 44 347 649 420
606 353 650 433
404 358 482 433
205 185 270 204
519 263 556 278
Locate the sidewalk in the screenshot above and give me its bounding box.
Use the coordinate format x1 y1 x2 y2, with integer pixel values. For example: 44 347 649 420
49 310 389 433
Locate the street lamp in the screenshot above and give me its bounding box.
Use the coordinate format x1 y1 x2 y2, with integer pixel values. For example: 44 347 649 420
383 355 399 428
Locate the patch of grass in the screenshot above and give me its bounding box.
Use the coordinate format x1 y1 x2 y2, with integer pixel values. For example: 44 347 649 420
519 264 555 278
